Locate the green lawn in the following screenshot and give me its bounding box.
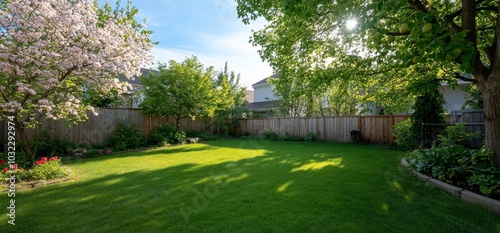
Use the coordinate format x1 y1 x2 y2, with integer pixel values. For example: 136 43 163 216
1 139 499 233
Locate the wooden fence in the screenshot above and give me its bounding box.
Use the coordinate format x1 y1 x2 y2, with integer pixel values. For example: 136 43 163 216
240 115 410 145
0 108 216 146
1 108 409 147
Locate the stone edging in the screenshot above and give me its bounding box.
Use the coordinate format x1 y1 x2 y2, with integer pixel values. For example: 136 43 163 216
401 157 500 214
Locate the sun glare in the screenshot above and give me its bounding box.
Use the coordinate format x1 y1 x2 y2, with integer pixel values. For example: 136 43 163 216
346 19 357 30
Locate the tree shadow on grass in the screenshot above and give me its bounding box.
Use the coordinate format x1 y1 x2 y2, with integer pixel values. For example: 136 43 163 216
3 139 499 233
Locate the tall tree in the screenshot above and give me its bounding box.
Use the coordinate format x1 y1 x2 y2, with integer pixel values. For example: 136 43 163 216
211 62 247 134
411 79 446 147
0 0 153 159
237 0 500 166
140 56 218 127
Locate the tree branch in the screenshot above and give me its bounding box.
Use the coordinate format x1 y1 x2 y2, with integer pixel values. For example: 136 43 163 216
477 26 496 31
477 6 497 12
455 72 478 83
444 9 462 33
407 0 429 13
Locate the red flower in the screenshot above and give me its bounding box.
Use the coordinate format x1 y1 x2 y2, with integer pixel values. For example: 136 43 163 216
12 164 18 170
50 156 59 161
0 160 5 165
3 167 8 172
40 157 48 162
34 161 41 165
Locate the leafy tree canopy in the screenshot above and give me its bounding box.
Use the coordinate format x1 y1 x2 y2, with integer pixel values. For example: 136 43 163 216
140 56 218 126
237 0 500 166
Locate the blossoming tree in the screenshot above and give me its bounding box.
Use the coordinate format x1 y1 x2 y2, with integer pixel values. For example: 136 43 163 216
0 0 154 159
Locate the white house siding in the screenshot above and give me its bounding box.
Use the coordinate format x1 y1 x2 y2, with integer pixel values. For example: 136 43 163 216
441 84 468 113
253 85 277 102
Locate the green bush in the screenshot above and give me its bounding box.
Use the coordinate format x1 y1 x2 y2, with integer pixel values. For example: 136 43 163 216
150 124 186 146
0 150 31 169
108 121 145 150
262 131 280 141
305 132 320 142
393 118 417 150
437 123 481 147
408 146 500 198
468 170 500 197
408 145 474 186
408 124 499 198
30 130 74 158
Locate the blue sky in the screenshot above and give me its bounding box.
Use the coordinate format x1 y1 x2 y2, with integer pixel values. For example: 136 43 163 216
100 0 273 89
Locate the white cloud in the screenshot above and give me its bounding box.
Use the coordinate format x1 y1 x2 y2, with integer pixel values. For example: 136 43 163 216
131 0 273 89
150 20 273 89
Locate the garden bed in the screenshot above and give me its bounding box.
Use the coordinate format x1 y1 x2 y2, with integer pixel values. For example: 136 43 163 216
401 157 500 213
1 165 75 191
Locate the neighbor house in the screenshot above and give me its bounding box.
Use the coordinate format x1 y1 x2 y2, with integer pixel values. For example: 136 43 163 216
247 73 474 117
247 74 280 117
119 68 157 108
441 79 473 114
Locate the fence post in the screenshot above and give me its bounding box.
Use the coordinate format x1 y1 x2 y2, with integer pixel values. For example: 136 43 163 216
421 123 425 148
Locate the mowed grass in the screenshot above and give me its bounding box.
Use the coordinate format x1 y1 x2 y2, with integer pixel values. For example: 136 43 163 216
1 139 499 233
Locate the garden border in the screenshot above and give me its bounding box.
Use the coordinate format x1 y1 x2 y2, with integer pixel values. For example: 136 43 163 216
1 165 75 192
401 158 500 213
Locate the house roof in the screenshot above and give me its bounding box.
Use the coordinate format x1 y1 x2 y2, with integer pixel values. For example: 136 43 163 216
251 74 280 87
245 90 254 103
119 68 158 86
247 101 277 111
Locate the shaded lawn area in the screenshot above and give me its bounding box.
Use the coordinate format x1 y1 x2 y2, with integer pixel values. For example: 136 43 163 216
1 139 499 233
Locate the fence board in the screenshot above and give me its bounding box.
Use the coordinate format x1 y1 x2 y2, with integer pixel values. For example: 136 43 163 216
0 108 216 146
1 111 410 148
239 115 409 145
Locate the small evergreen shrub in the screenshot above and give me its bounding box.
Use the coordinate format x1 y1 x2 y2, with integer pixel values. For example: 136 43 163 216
262 131 280 141
108 121 145 150
410 81 445 147
305 132 320 142
150 124 186 146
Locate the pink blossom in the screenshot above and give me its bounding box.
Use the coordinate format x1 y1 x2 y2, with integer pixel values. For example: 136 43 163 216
0 0 153 123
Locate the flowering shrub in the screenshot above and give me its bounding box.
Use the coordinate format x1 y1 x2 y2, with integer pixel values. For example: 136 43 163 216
1 159 18 174
1 156 68 183
30 156 68 181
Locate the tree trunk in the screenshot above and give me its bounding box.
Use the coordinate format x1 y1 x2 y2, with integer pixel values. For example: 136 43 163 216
14 118 33 161
480 73 500 167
